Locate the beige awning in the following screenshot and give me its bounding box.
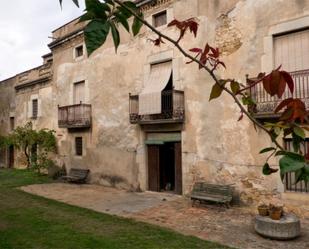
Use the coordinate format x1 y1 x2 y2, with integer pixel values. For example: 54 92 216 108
139 61 172 115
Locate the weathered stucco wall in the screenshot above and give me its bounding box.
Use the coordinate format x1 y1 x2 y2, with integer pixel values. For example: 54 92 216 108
1 0 309 216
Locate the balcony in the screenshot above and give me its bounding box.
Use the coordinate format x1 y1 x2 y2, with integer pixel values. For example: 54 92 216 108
248 69 309 119
129 90 185 124
58 103 91 128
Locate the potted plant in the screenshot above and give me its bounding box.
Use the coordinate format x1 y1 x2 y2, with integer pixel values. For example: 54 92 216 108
269 203 283 220
257 202 269 216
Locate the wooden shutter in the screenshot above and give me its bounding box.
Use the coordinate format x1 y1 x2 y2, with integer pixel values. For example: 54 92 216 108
174 142 182 195
274 29 309 72
148 145 160 192
75 137 83 156
73 81 85 104
32 99 38 118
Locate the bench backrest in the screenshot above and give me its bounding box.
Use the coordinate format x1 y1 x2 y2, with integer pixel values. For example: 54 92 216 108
69 168 89 179
192 182 233 197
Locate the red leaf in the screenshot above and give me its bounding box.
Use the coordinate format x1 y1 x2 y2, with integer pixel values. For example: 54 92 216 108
238 111 244 121
218 60 226 69
209 47 220 58
199 43 210 69
275 98 294 113
280 71 294 94
275 98 307 123
168 19 182 28
189 48 202 53
188 21 198 37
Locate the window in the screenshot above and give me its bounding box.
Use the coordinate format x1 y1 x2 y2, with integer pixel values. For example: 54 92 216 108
32 99 38 119
75 45 83 58
284 138 309 193
75 137 83 156
10 117 14 131
73 81 86 104
153 11 167 27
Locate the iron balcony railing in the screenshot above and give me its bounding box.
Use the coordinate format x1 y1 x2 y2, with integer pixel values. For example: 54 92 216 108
58 103 91 128
248 69 309 118
129 90 185 124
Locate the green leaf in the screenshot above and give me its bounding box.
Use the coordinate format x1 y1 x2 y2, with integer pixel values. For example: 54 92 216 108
60 0 79 7
241 96 255 105
85 0 108 20
279 154 305 176
259 147 276 154
262 163 278 175
123 1 139 11
72 0 79 7
132 15 143 36
110 22 120 52
115 12 130 32
117 6 133 18
274 127 281 136
275 150 305 160
299 165 309 182
293 126 305 139
84 20 110 56
105 0 115 6
209 83 223 101
79 12 95 22
230 81 240 94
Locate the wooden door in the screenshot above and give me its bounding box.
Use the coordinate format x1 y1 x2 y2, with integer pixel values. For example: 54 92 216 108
148 145 160 192
174 142 182 195
8 145 14 168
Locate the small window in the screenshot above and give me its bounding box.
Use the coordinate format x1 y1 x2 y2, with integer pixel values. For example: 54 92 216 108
32 99 38 119
153 11 167 27
75 137 83 156
10 117 14 131
75 45 84 58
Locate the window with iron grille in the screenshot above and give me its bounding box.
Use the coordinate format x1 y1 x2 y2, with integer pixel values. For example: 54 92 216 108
32 99 38 119
153 11 167 27
75 137 83 156
75 45 83 57
284 138 309 193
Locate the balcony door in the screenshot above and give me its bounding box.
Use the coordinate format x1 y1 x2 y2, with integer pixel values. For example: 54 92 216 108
73 81 85 105
274 29 309 72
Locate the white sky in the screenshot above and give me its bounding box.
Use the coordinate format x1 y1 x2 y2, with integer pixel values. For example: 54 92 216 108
0 0 85 81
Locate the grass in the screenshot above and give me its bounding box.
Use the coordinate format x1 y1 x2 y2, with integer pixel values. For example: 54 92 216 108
0 169 232 249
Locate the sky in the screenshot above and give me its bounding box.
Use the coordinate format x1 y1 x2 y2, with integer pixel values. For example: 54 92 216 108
0 0 85 81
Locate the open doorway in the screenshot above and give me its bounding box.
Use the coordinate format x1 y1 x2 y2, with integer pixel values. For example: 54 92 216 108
8 145 14 168
148 141 182 195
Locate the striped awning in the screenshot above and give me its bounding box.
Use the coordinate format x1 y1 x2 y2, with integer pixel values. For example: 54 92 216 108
139 61 172 115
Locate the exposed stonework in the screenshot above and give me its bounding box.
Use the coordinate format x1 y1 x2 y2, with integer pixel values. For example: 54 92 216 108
215 14 242 55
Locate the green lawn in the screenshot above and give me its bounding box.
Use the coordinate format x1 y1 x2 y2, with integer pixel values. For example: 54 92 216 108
0 169 232 249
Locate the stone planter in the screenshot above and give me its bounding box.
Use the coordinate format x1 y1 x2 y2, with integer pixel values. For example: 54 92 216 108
254 214 301 240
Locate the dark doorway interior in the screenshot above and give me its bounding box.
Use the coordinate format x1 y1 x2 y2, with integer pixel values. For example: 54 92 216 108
148 141 182 195
159 143 175 192
8 145 14 168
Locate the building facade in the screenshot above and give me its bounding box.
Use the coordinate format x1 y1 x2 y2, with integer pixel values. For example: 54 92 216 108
1 0 309 216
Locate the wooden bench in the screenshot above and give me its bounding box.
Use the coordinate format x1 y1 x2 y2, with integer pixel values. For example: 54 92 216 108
61 168 90 184
191 182 233 208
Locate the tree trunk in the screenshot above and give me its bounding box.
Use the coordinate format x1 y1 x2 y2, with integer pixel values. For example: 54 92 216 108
24 144 30 169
